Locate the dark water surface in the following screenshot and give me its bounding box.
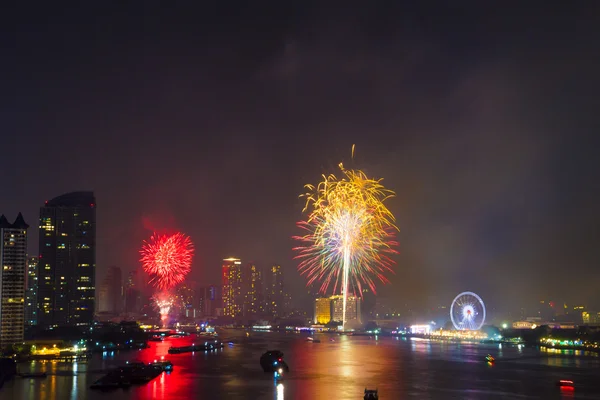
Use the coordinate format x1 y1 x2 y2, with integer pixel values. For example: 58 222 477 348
3 331 600 399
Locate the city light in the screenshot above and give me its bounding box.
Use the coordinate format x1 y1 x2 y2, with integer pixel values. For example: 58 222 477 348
410 325 431 334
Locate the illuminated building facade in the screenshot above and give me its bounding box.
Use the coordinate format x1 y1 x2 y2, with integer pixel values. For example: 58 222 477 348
313 295 361 325
314 297 332 324
582 311 600 324
38 191 96 327
222 257 243 317
25 256 39 326
98 266 122 315
243 263 262 316
331 295 361 323
266 265 286 317
0 213 29 348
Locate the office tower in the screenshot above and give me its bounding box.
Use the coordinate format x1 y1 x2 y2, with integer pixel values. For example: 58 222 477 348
331 295 361 324
266 265 285 317
199 285 222 317
25 256 39 326
98 266 122 315
38 191 96 327
0 213 28 348
176 283 196 318
222 257 243 317
313 295 362 325
124 270 142 314
314 297 332 324
243 263 262 316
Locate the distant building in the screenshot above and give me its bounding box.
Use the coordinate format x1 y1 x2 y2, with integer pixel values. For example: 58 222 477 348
313 295 361 325
98 266 122 315
266 265 286 318
199 285 222 317
0 213 29 348
124 270 142 314
314 298 332 324
38 191 96 328
331 295 361 324
243 263 262 316
221 257 266 318
582 311 600 325
512 321 538 329
176 283 199 318
222 257 243 317
25 256 39 326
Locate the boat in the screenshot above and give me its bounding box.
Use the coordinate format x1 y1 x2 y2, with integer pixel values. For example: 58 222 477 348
558 379 575 388
260 350 289 373
364 388 378 400
150 359 173 371
168 340 224 354
19 372 47 378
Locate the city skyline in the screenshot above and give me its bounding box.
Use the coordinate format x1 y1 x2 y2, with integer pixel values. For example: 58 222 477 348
1 3 599 314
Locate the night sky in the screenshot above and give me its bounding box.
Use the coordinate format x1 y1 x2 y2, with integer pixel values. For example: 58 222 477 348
2 3 599 313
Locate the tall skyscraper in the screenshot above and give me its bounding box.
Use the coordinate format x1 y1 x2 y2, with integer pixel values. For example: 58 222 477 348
222 257 243 317
38 191 96 328
331 295 361 324
199 285 222 317
266 265 285 317
25 256 39 326
313 295 361 326
98 266 122 315
124 270 142 314
0 213 29 348
314 297 332 324
243 263 263 316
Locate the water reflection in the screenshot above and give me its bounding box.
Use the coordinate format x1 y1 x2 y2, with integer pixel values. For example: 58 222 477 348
70 362 77 400
275 382 284 400
6 332 600 399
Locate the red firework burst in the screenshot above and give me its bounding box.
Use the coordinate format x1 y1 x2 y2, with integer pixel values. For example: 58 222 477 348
140 232 194 290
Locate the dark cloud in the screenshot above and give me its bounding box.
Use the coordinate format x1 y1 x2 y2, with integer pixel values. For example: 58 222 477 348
1 2 599 315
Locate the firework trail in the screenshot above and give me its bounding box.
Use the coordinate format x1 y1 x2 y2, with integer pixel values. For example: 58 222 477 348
140 232 194 291
140 232 194 325
293 152 398 329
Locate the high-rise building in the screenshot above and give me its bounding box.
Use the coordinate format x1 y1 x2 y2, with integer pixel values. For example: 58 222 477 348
331 295 361 323
0 213 29 348
25 256 39 326
266 265 285 317
222 257 243 317
314 297 332 324
243 263 262 316
199 285 222 317
98 266 122 315
313 295 361 326
37 191 96 328
124 270 142 314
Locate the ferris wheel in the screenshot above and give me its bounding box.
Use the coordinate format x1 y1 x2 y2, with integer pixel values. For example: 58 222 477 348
450 291 486 331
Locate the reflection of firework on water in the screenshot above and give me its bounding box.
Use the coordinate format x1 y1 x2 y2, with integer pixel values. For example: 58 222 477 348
293 149 398 328
140 232 194 291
